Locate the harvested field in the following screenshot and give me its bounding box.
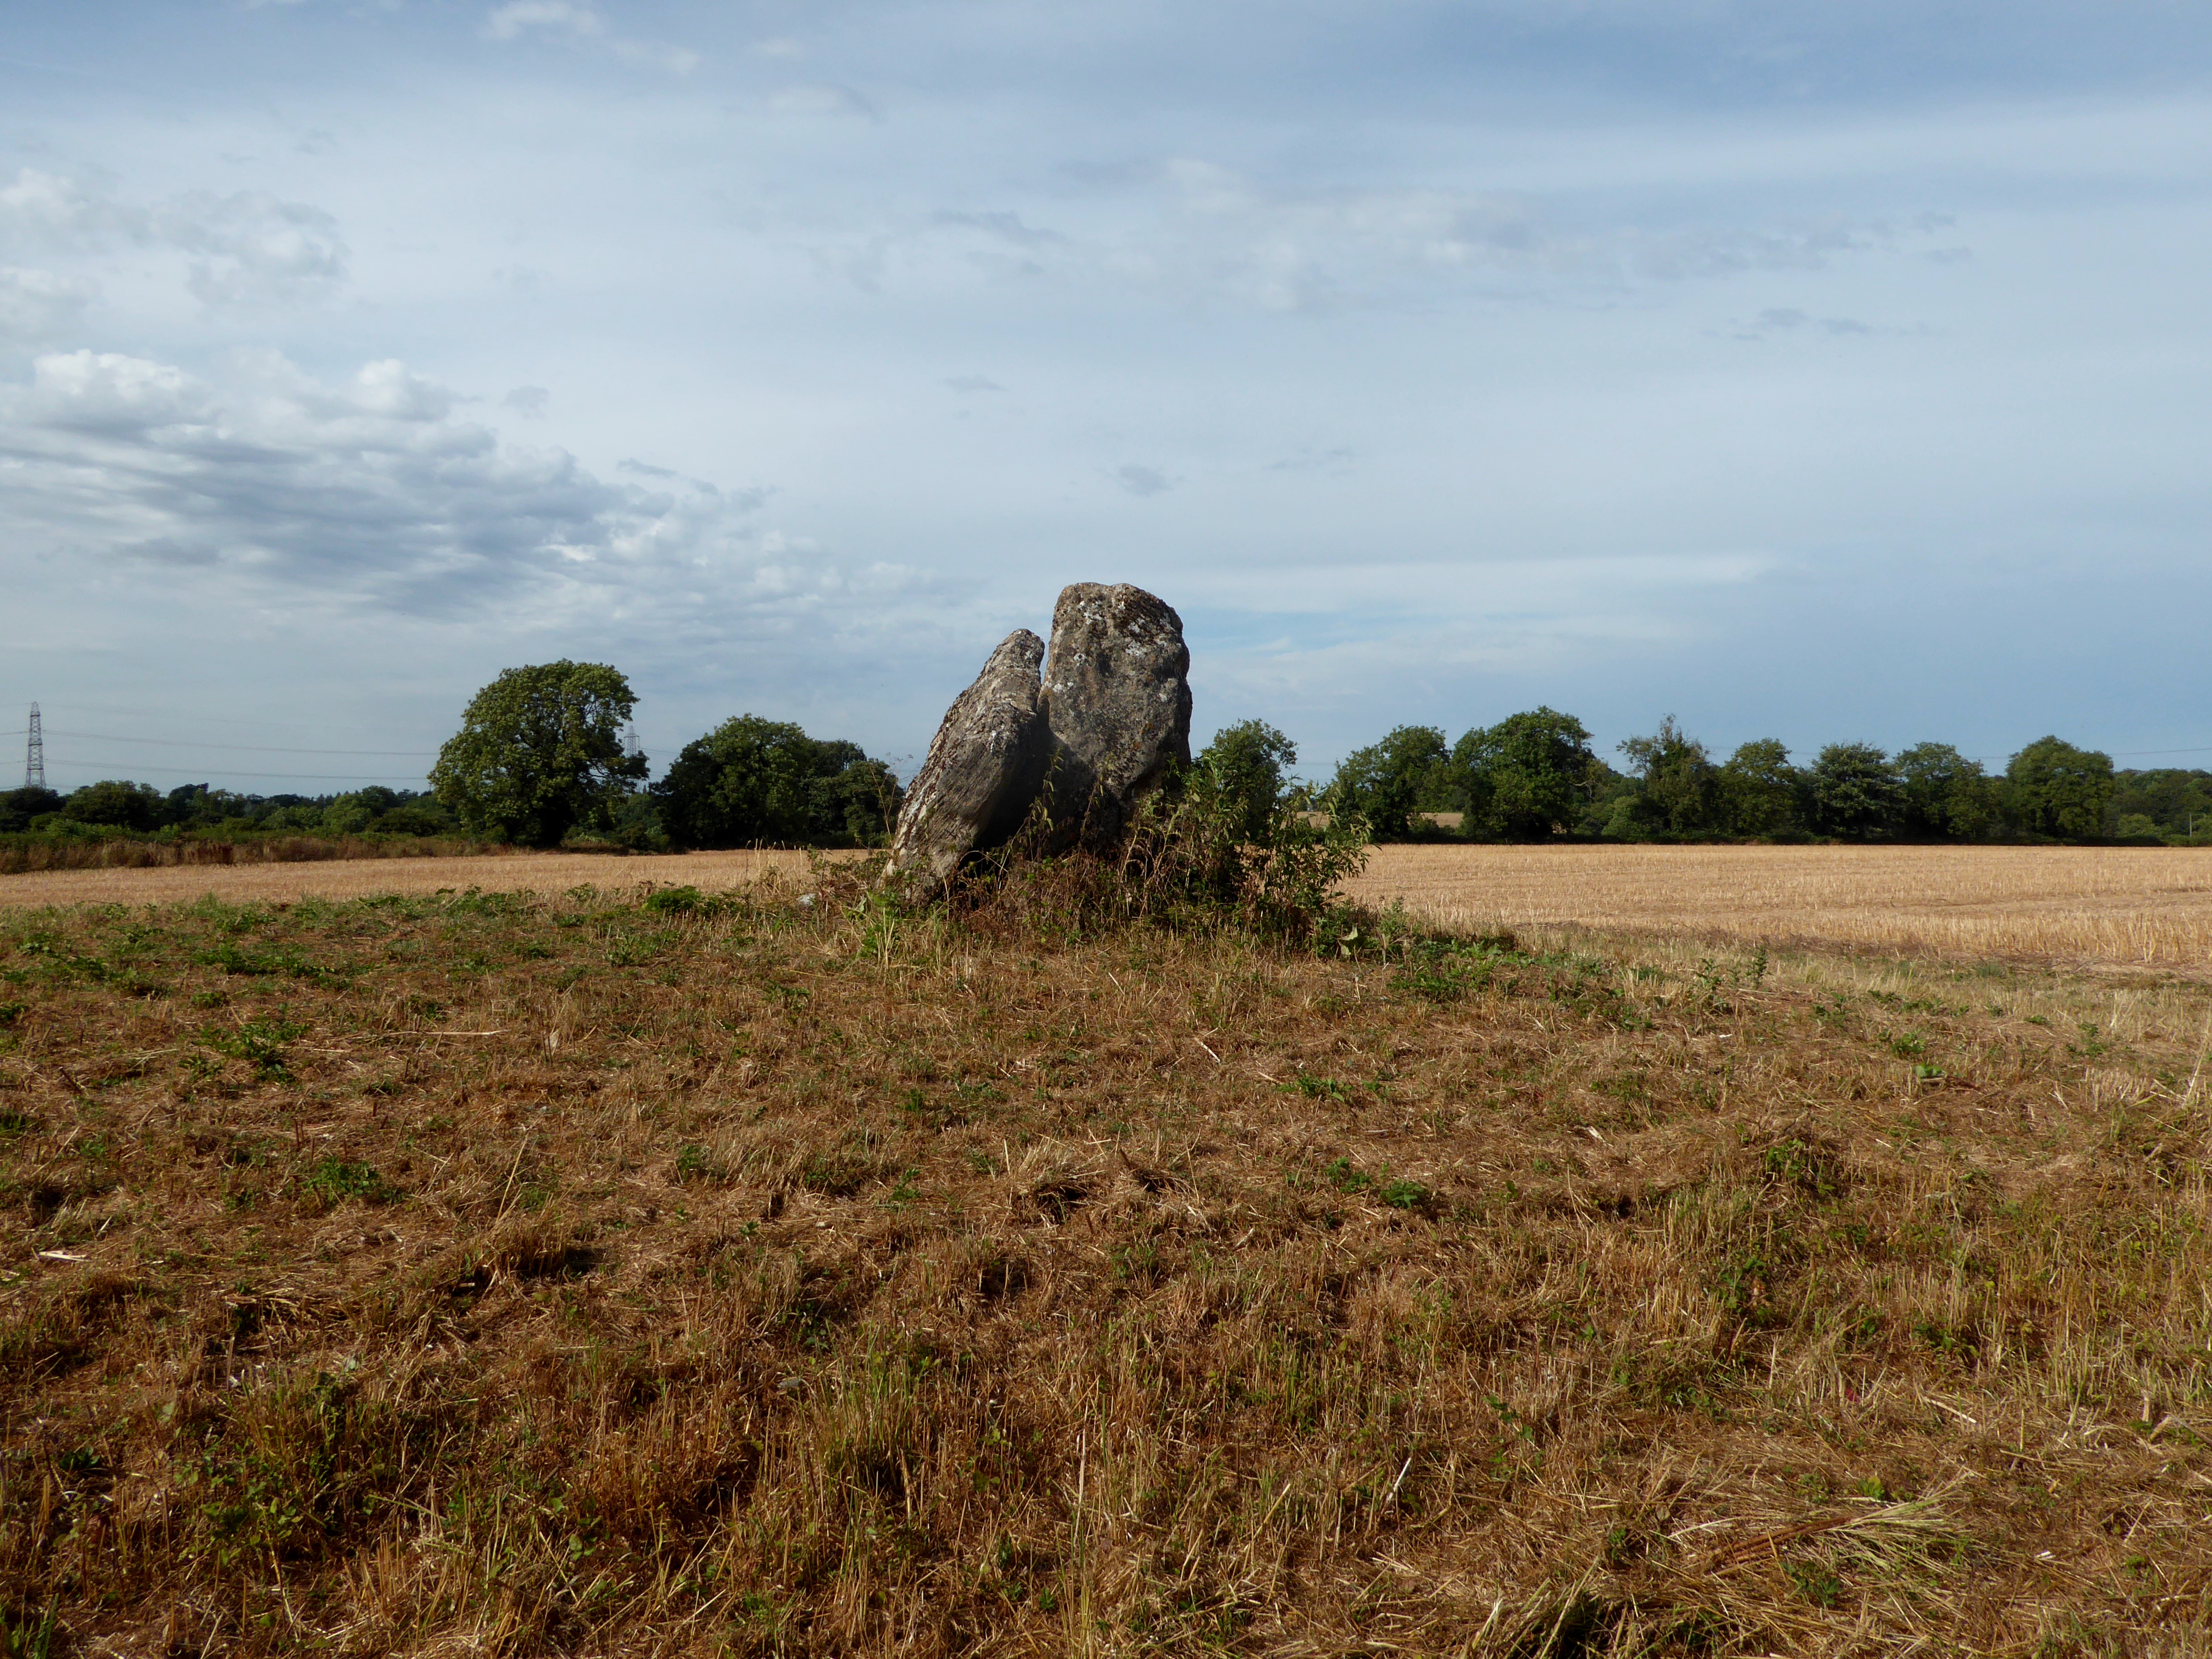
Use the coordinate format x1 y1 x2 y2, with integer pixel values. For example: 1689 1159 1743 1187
14 843 2212 974
1347 843 2212 969
0 848 820 910
0 835 497 878
1 867 2209 1653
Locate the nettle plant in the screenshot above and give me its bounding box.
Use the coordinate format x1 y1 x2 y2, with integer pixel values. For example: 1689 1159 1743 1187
954 765 1373 947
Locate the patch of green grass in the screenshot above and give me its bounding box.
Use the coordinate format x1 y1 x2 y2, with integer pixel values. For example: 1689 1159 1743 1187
1322 1157 1370 1194
201 1014 308 1079
1378 1177 1431 1211
298 1158 398 1208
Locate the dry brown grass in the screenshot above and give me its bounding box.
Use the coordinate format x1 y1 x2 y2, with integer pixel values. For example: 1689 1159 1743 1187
1 868 2209 1653
1349 843 2212 969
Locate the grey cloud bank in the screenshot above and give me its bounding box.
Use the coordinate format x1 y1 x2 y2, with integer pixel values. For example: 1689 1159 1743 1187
0 2 2207 790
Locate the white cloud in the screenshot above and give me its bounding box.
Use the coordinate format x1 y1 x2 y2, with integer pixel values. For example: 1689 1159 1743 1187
809 160 1937 315
0 168 347 309
1113 463 1175 497
0 267 98 343
483 2 601 42
0 169 141 254
156 191 348 306
482 3 697 73
0 349 898 637
1750 306 1873 337
764 84 876 118
613 40 701 74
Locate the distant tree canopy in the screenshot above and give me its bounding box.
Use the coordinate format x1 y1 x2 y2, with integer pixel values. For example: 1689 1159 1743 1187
1615 717 1720 838
431 661 648 848
1194 719 1298 842
651 715 901 850
2006 736 2116 839
61 780 164 833
8 672 2193 856
1718 740 1803 839
0 787 65 834
1451 708 1599 839
2109 769 2212 840
1330 726 1451 839
1302 713 2181 845
0 781 453 839
1895 743 1996 840
1807 743 1902 839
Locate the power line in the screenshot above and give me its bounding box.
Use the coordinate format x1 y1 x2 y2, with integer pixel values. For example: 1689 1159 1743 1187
1962 745 2212 764
37 762 429 783
0 727 433 758
15 697 434 738
61 728 434 757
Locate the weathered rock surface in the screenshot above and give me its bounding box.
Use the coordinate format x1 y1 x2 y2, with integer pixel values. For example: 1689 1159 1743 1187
888 629 1049 895
1040 583 1193 850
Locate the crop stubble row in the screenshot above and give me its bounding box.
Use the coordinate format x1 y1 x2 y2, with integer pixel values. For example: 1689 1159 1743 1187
5 843 2210 966
1341 844 2212 967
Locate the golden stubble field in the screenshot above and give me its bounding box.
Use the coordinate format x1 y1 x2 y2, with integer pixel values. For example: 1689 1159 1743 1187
7 843 2212 970
0 849 823 911
1342 844 2212 970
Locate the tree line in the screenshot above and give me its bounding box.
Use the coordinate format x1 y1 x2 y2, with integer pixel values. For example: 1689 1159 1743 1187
1305 709 2209 844
8 664 2205 851
424 662 901 849
0 781 457 840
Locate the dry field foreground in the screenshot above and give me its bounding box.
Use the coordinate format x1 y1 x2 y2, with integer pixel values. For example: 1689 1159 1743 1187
2 869 2212 1653
1345 844 2212 971
9 843 2212 973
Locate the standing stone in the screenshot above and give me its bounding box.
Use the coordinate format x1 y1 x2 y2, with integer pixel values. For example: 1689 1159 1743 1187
1041 583 1193 851
889 630 1050 896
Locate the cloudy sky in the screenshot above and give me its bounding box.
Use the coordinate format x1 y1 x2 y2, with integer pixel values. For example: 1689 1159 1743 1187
3 1 2208 793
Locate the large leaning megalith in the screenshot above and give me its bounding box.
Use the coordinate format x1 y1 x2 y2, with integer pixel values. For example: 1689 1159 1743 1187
1040 583 1192 852
888 583 1193 893
887 629 1050 896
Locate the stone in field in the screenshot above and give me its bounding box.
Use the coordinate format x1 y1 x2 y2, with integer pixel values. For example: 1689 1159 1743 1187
1040 582 1193 851
888 629 1050 896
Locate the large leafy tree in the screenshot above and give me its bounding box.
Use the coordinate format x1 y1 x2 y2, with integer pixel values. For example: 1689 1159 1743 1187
1331 726 1451 840
1808 743 1903 838
1895 742 1997 840
1616 716 1720 837
1452 708 1597 839
652 715 901 849
1718 740 1803 838
2006 736 2115 839
430 661 647 847
2107 768 2212 841
62 780 166 832
0 786 65 833
1195 720 1298 842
